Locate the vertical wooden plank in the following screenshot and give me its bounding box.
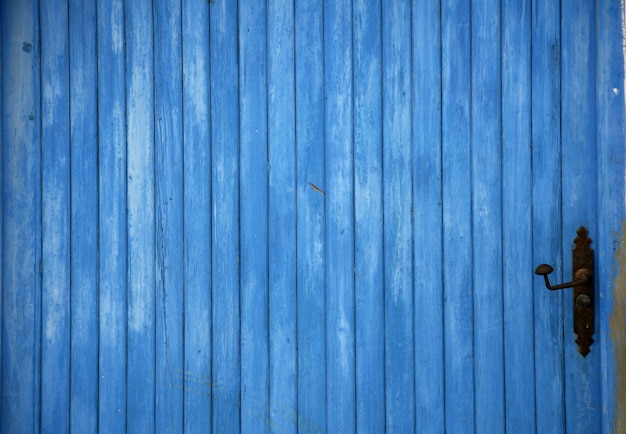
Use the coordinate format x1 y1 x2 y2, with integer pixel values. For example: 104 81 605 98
210 0 241 431
40 0 71 430
126 0 156 431
353 0 384 431
324 0 355 431
531 0 564 431
239 0 270 430
267 0 297 431
1 0 41 431
471 1 505 432
412 0 445 430
441 0 474 430
153 0 184 431
97 0 127 430
502 0 535 432
69 0 98 431
596 1 626 433
382 0 414 431
561 2 601 432
295 0 326 431
182 0 211 432
0 8 4 418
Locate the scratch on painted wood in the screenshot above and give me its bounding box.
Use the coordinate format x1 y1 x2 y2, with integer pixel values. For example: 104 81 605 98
308 182 325 196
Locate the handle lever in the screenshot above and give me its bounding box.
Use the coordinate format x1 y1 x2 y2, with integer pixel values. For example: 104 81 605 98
534 264 591 290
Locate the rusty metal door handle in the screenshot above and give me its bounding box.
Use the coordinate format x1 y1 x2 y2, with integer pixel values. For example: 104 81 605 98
534 226 594 357
534 264 591 291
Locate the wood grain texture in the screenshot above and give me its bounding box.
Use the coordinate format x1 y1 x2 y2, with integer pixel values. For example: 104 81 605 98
596 1 626 432
267 0 298 431
561 1 601 432
182 0 212 432
239 0 270 430
502 0 535 432
531 1 565 430
354 0 385 431
126 0 156 431
69 0 98 431
382 0 414 431
210 0 241 431
324 0 356 431
295 0 327 431
412 0 445 430
1 1 624 432
1 1 41 432
97 0 127 430
441 0 475 430
471 0 504 431
40 0 71 430
154 0 185 431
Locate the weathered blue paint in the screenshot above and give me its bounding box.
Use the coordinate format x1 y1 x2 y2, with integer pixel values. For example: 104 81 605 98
182 0 212 432
1 1 41 432
97 0 128 431
267 0 297 431
69 0 99 432
324 0 356 432
295 0 327 431
412 0 445 430
561 1 602 432
2 1 625 433
531 1 565 431
154 0 185 431
126 0 156 432
382 0 414 431
209 0 241 432
471 0 505 431
354 0 385 432
441 0 474 431
596 0 626 432
40 0 71 431
502 1 535 432
239 0 270 431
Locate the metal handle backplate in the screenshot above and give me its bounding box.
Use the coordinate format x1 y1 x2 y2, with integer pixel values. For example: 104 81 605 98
535 226 594 357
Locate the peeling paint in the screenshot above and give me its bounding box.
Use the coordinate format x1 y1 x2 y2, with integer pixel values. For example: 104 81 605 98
610 222 626 434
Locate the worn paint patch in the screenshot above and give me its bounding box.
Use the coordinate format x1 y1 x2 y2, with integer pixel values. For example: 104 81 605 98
610 222 626 433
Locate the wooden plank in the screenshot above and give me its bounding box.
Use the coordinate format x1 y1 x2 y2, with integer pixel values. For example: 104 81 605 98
412 0 445 429
471 1 505 431
126 0 156 431
239 0 270 431
382 0 414 431
154 0 184 431
295 0 326 430
560 1 601 432
501 0 535 431
182 0 211 431
1 1 41 431
441 0 474 430
209 0 241 430
595 0 626 432
324 0 355 431
531 0 564 430
96 0 127 430
353 0 384 431
0 10 3 418
40 0 71 430
69 0 99 431
267 0 298 431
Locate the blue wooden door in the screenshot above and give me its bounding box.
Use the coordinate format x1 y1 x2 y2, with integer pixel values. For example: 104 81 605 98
2 0 625 433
